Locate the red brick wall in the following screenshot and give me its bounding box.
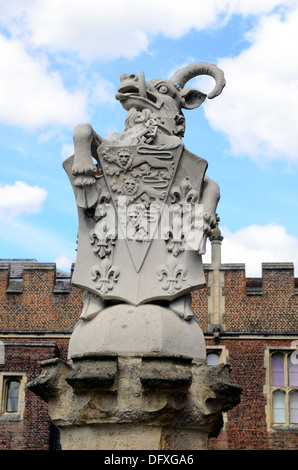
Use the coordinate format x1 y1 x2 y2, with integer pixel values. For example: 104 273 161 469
192 263 298 450
0 261 297 450
191 272 209 331
0 265 82 332
0 342 59 450
223 265 298 333
207 337 298 450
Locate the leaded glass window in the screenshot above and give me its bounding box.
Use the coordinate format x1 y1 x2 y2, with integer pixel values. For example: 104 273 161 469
270 350 298 427
6 380 20 413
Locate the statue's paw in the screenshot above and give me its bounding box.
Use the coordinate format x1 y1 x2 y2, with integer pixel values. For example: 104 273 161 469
203 213 217 236
72 159 97 177
74 175 97 188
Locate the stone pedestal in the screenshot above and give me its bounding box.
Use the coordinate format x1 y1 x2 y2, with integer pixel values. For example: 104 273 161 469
28 314 242 450
67 302 206 361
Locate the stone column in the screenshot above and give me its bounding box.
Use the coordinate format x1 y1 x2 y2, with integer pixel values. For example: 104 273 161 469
208 225 225 337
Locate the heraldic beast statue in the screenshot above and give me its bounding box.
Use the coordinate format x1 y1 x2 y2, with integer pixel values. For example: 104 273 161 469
63 62 225 359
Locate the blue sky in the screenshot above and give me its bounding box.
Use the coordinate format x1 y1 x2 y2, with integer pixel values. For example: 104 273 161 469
1 0 298 277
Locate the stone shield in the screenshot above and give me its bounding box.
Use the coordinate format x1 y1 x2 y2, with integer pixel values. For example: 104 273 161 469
63 140 208 305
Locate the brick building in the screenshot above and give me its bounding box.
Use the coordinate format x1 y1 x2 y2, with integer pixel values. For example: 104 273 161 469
0 227 298 450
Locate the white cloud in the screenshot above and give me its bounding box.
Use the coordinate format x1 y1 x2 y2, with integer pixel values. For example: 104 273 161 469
55 254 73 272
204 6 298 162
0 181 48 219
204 223 298 277
0 0 295 133
0 34 88 129
0 0 293 60
0 0 297 152
90 76 116 106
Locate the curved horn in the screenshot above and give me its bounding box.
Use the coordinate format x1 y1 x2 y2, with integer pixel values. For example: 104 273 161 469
170 62 226 99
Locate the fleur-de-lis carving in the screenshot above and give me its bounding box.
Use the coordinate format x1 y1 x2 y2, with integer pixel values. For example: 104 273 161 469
165 177 201 256
163 204 190 257
156 256 188 296
90 230 116 259
91 258 120 295
89 203 117 259
170 177 199 205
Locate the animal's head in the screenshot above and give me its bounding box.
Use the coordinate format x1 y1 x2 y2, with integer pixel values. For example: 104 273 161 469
115 62 226 137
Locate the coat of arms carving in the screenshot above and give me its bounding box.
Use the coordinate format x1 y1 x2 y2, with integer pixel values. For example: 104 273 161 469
63 62 225 315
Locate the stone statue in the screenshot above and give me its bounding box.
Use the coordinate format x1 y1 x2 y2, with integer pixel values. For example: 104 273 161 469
29 63 242 450
63 63 224 335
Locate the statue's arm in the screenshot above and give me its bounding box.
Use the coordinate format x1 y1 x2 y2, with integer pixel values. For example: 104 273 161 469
72 123 102 181
200 175 220 237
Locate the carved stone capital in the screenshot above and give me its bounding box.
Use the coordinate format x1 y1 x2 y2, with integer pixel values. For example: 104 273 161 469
28 354 242 450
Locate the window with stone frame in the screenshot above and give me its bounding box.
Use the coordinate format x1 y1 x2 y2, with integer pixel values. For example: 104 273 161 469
267 348 298 427
0 373 26 420
206 347 226 366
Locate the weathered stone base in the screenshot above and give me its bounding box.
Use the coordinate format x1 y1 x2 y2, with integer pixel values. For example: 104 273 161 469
58 423 209 451
28 353 242 450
